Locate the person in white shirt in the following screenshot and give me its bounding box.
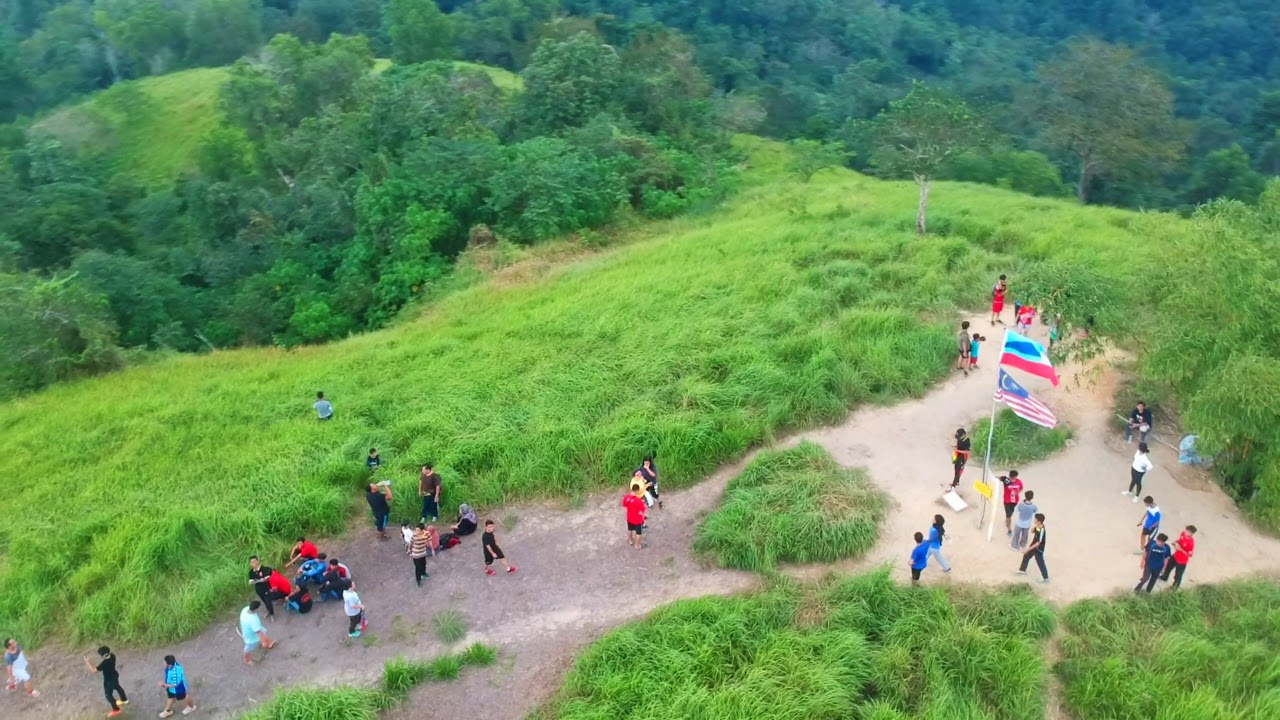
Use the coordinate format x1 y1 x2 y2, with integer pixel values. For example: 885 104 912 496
1124 443 1154 501
313 391 334 420
343 583 365 638
238 601 275 666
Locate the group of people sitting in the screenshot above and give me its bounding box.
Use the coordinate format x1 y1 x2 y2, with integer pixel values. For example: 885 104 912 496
247 537 353 619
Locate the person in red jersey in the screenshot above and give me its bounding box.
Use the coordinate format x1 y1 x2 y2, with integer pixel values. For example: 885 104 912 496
1000 470 1024 537
623 482 648 550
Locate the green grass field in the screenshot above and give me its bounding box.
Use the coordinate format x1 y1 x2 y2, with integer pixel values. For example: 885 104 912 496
0 136 1191 645
694 442 887 570
535 570 1055 719
1056 580 1280 719
972 407 1074 466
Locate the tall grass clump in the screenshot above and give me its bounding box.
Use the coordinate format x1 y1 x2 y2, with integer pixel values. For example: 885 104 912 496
248 643 499 719
539 569 1053 720
433 608 468 644
0 137 1189 644
1056 579 1280 720
694 442 888 570
971 407 1073 466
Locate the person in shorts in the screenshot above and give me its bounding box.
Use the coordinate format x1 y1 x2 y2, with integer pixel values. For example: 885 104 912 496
159 655 195 717
991 275 1008 325
623 482 647 549
956 320 971 375
4 638 39 697
481 520 517 575
239 601 275 666
1000 470 1024 537
909 531 929 585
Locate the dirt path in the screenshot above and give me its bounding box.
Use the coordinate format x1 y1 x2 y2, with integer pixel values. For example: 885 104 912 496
11 317 1280 720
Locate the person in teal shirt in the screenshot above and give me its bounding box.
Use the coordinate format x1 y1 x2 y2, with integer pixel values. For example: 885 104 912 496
159 655 195 717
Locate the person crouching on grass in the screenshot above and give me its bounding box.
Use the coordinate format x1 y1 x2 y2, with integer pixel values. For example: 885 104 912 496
623 482 647 549
482 520 517 575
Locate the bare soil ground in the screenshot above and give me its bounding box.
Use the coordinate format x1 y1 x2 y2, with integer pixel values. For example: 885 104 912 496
11 317 1280 720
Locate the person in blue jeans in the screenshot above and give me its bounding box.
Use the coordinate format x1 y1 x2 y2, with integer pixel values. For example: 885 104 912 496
927 515 952 572
1135 533 1172 594
909 532 929 585
366 483 392 541
1126 401 1152 443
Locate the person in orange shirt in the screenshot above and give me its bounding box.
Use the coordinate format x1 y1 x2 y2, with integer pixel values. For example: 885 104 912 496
1160 525 1197 589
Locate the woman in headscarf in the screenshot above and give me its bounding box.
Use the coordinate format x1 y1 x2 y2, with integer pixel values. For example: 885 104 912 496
451 504 478 536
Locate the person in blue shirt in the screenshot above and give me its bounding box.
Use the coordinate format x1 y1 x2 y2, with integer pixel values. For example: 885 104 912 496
927 515 952 572
159 655 195 717
314 391 334 420
909 532 929 585
1136 497 1161 555
1135 533 1172 594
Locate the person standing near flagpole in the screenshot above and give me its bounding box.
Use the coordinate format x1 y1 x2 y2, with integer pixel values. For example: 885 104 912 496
948 428 971 491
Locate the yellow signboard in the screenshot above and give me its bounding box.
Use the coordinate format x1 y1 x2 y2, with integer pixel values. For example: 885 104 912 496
973 480 993 500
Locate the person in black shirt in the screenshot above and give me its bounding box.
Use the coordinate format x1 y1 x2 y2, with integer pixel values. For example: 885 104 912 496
950 428 972 489
1126 402 1153 444
84 646 127 716
366 448 382 472
636 456 662 509
481 520 517 576
366 483 392 541
1016 513 1049 583
247 556 276 619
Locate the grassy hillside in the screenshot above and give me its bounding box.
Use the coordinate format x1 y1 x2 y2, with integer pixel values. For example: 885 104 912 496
26 62 522 185
0 137 1188 645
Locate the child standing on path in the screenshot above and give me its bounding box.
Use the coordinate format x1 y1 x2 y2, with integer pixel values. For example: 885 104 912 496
158 655 195 717
4 638 38 697
85 646 127 716
623 483 647 549
482 520 517 575
909 532 929 585
1000 470 1024 537
956 321 971 376
1016 514 1049 583
1160 525 1197 589
1010 491 1038 550
1016 304 1036 333
927 515 952 573
1135 533 1173 594
1124 443 1154 500
969 334 985 369
1137 497 1162 554
991 275 1008 325
343 583 366 638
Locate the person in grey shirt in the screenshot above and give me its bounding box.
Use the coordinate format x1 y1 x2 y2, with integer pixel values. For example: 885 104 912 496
1010 490 1038 551
314 391 333 420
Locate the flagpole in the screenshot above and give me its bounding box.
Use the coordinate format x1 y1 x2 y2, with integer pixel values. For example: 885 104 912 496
979 329 1008 538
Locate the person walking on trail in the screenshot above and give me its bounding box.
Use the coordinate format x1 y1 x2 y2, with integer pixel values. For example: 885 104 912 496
623 482 647 550
1126 401 1153 444
313 391 333 420
408 523 432 587
247 557 278 620
956 321 971 376
158 655 195 717
482 520 518 575
343 582 366 638
927 515 952 573
85 646 127 716
1135 533 1173 594
1016 513 1049 583
1010 491 1038 551
1124 443 1154 500
367 482 392 541
909 531 929 585
366 447 381 472
239 601 276 666
1137 497 1162 555
948 428 971 490
1160 525 1197 589
419 464 442 522
991 275 1008 325
999 470 1024 536
4 638 38 697
637 456 662 509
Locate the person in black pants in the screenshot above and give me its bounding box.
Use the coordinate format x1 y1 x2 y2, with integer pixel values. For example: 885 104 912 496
247 556 276 619
1016 513 1049 584
84 646 127 716
1135 533 1173 594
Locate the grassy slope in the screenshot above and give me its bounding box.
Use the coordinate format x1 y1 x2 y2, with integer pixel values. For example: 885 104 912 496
27 62 522 185
0 137 1189 645
972 407 1074 466
694 442 888 570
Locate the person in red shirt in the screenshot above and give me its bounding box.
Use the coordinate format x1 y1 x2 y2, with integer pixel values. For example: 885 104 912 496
286 536 319 568
991 275 1008 325
1160 525 1196 589
622 482 647 550
263 570 292 619
1000 470 1024 537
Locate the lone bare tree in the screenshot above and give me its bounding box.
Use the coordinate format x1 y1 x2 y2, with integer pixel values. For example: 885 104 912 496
868 82 985 235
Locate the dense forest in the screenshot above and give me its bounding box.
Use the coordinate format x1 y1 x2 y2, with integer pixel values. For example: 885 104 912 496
1 0 1278 397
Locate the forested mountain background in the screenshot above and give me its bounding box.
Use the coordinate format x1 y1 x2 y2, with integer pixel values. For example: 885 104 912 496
1 0 1278 397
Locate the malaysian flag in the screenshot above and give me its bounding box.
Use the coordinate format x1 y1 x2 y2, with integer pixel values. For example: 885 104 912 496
995 369 1058 428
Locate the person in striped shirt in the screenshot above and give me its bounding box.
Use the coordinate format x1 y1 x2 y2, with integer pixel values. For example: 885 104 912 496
407 523 432 587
